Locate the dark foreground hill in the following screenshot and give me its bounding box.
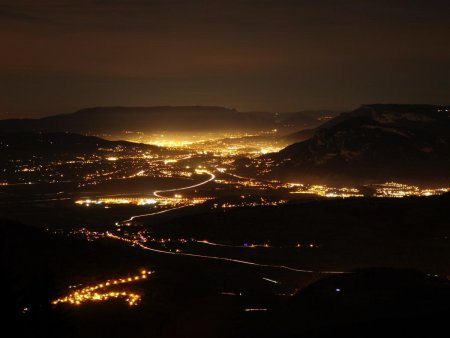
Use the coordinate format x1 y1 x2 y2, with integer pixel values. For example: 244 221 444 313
268 268 450 338
264 104 450 185
0 219 148 338
146 193 450 275
2 193 449 338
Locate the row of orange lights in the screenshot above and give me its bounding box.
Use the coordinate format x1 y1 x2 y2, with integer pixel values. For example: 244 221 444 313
52 270 152 307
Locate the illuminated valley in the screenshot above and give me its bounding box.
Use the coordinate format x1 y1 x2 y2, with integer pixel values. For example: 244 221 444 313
2 117 450 338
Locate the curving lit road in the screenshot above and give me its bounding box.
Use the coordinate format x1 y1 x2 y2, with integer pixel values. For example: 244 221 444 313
118 170 215 225
107 233 346 275
119 205 190 224
153 171 215 198
111 169 346 274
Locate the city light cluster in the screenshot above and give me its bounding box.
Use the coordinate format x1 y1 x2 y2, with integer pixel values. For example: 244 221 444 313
134 130 285 156
372 182 450 198
75 196 211 208
215 199 288 208
52 270 152 307
289 184 363 198
287 182 450 198
75 197 158 206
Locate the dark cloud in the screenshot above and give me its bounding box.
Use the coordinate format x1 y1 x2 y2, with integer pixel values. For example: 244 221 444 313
0 7 56 24
1 0 449 116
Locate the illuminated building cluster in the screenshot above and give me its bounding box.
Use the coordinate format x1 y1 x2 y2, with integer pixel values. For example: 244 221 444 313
52 270 152 307
75 196 212 207
215 199 288 209
215 178 279 189
372 182 450 198
288 182 449 198
130 130 285 156
289 184 364 198
1 148 196 186
67 228 106 241
76 197 158 206
2 151 161 185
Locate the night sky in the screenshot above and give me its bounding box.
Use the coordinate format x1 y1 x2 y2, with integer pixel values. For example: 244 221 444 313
1 0 449 118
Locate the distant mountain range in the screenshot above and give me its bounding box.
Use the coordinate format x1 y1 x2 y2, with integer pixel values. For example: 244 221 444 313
254 104 450 185
0 106 339 138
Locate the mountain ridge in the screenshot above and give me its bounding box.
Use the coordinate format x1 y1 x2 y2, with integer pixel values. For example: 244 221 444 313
0 106 266 136
0 106 341 138
249 104 450 185
0 131 163 160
